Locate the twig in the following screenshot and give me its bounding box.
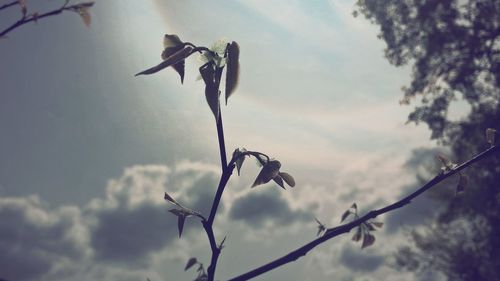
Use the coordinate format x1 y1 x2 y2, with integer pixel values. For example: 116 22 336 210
228 145 500 281
0 0 17 12
0 1 94 38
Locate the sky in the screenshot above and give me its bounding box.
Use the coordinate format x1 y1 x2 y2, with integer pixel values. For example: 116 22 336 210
0 1 448 281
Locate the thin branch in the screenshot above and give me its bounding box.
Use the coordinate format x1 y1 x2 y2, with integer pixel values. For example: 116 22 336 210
0 1 94 38
0 0 18 12
228 145 500 281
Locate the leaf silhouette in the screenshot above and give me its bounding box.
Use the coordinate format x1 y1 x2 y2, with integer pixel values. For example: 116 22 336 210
225 41 240 104
279 172 295 187
232 148 247 176
162 46 186 83
185 257 197 271
177 215 186 237
273 175 285 189
352 226 362 242
361 233 375 249
340 209 351 222
135 47 193 76
200 63 220 120
251 160 281 188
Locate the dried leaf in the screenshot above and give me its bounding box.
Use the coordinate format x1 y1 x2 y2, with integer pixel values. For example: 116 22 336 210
341 209 351 222
273 175 285 189
352 226 362 242
372 222 384 228
251 160 281 188
279 172 295 187
351 203 357 210
225 41 240 104
486 128 496 146
77 7 91 27
135 47 193 76
185 257 197 271
361 233 376 249
437 154 456 172
200 63 219 120
456 174 468 194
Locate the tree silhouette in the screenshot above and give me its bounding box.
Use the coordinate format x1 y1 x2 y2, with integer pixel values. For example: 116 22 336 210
356 1 500 280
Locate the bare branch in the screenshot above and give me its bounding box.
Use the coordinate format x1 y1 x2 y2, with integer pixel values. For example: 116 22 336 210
228 145 500 281
0 1 18 12
0 1 95 38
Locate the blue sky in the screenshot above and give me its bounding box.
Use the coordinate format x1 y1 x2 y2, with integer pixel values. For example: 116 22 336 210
0 1 446 281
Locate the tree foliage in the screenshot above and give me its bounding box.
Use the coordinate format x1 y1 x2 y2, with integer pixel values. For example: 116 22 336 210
356 1 500 280
356 0 500 140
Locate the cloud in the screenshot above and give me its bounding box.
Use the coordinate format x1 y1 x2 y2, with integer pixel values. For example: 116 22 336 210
228 188 313 227
339 245 384 272
0 196 89 281
0 162 220 281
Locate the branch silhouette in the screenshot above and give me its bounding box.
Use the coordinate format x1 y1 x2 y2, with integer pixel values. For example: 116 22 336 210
0 0 94 38
228 145 500 281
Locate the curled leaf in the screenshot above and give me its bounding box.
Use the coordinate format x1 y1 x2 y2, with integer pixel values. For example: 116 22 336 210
279 172 295 187
361 233 376 249
185 257 197 271
251 160 281 188
486 128 496 146
200 63 220 120
225 41 240 104
232 148 247 176
135 47 193 76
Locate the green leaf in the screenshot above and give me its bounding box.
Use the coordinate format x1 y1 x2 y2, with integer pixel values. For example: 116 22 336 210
340 209 351 222
251 160 281 188
273 175 285 189
200 63 220 120
279 172 295 187
361 233 376 249
225 41 240 104
135 47 193 76
185 257 197 271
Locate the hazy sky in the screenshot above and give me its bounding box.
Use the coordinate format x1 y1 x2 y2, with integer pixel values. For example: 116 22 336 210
0 1 444 281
